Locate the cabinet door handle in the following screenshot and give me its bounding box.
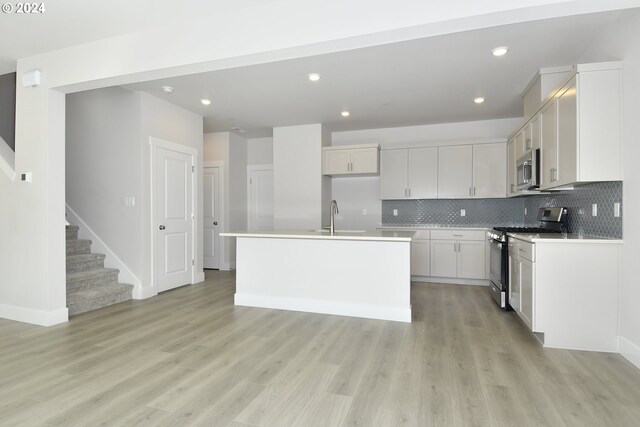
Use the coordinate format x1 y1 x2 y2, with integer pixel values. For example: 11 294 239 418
408 188 411 197
469 187 472 197
453 234 463 237
473 187 476 196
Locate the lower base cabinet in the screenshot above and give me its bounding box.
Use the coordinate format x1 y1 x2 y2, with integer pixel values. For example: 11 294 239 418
410 239 430 276
508 235 621 352
429 229 486 280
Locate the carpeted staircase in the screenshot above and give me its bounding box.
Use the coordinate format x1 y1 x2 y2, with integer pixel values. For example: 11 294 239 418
66 225 134 315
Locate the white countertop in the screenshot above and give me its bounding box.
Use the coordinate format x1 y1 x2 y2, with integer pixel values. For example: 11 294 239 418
378 225 490 231
221 229 414 242
507 232 623 244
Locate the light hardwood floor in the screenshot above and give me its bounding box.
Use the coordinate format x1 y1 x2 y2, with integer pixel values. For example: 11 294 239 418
1 270 639 426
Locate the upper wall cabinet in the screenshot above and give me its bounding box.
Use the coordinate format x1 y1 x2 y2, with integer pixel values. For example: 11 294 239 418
380 147 438 199
438 143 506 199
322 144 379 176
539 63 622 190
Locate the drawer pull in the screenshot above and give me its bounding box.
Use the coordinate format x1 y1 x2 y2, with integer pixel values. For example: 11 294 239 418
453 234 463 237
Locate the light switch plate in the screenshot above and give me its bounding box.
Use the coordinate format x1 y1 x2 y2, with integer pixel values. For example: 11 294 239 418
614 202 621 217
362 209 367 215
460 209 466 217
592 204 598 217
393 209 398 216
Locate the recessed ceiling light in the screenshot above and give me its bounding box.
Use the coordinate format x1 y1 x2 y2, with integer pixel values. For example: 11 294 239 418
308 73 321 82
474 97 485 104
491 47 509 57
161 86 173 94
200 98 211 106
341 111 350 117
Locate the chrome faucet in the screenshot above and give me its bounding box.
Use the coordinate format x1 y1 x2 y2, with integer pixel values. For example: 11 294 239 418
329 200 339 234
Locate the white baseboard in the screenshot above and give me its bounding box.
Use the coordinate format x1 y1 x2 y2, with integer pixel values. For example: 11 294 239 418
412 276 490 286
0 303 68 326
65 204 142 294
619 336 640 370
221 262 236 271
235 293 411 323
133 285 157 300
194 272 205 283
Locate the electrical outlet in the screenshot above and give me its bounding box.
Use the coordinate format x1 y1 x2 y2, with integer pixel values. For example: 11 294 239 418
393 209 398 216
460 209 466 217
524 207 528 215
592 203 598 217
614 202 621 217
362 209 367 215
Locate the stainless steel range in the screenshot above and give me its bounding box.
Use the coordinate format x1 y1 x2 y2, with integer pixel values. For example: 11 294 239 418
487 207 568 309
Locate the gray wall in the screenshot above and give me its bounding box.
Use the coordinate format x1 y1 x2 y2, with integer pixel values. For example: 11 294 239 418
0 72 16 151
382 181 623 238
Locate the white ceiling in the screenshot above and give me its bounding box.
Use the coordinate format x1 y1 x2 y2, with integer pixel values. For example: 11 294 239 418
123 10 627 138
0 0 273 75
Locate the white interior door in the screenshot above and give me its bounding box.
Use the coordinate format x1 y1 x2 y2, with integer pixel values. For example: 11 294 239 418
204 167 220 269
248 167 274 231
154 145 193 292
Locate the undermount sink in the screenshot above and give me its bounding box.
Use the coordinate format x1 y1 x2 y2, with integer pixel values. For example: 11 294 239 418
312 229 366 233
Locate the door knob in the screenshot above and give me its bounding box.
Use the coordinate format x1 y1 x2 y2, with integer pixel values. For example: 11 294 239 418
213 221 218 225
159 225 166 230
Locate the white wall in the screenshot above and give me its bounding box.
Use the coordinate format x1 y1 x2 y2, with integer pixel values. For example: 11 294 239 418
575 10 640 368
66 87 143 277
273 124 326 229
329 118 522 228
332 118 523 147
204 131 248 269
247 137 273 165
66 88 203 299
140 92 204 287
2 0 632 325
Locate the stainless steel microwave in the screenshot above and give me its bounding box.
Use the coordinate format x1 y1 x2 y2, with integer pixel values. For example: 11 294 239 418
516 149 540 191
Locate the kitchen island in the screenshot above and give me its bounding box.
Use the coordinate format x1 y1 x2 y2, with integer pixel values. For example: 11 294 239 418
220 230 414 322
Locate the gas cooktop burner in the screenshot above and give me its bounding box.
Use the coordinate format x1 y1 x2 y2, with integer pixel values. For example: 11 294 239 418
493 226 562 233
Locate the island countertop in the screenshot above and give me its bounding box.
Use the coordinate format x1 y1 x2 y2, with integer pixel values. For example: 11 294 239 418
221 229 414 242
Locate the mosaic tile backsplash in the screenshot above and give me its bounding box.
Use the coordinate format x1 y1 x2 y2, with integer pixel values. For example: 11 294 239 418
382 181 623 238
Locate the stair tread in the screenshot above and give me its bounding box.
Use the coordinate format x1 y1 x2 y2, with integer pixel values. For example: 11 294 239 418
66 253 105 263
66 239 91 245
67 283 134 300
66 268 119 283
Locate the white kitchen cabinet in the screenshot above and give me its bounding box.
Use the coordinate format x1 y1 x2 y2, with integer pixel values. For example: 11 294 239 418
322 144 379 176
408 147 438 199
438 145 473 198
472 143 506 198
410 230 430 276
437 144 506 199
457 241 486 279
519 259 534 329
537 64 622 190
380 147 437 199
509 238 534 330
380 149 408 199
540 98 558 189
430 229 486 280
430 240 458 277
507 137 517 196
531 115 541 151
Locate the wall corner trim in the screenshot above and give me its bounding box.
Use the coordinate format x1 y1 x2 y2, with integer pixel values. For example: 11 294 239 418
0 303 68 326
0 136 16 181
619 336 640 370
